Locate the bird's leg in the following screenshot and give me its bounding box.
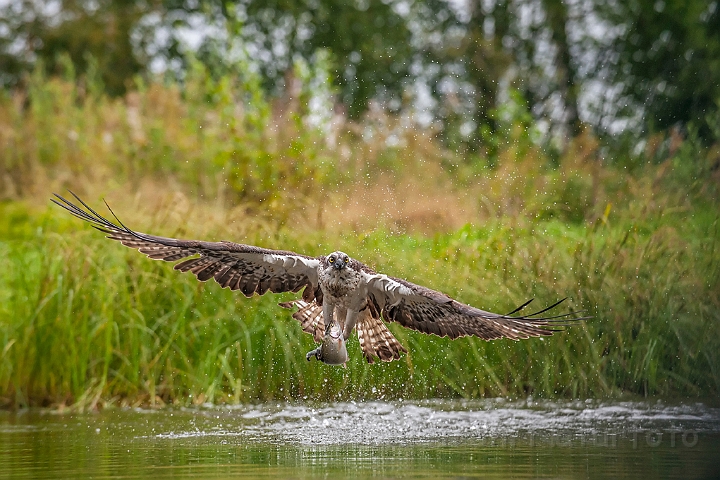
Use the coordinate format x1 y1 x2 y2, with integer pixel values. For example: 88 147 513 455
306 300 335 361
343 309 360 340
322 300 335 334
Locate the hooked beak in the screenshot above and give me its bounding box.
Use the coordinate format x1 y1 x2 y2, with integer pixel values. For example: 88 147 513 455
333 259 346 270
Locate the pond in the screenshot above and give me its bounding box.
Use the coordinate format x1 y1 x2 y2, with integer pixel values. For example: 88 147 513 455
1 399 719 479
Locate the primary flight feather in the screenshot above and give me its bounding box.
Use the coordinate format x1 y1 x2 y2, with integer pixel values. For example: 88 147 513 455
52 192 586 366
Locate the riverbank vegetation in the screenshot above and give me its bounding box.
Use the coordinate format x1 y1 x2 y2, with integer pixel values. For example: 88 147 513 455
0 63 718 410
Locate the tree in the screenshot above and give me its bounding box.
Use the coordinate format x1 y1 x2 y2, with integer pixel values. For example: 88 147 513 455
233 0 414 117
2 0 718 147
542 0 580 136
0 0 149 95
598 0 720 138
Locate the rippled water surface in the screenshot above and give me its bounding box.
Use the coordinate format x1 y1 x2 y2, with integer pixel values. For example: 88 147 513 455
1 399 719 478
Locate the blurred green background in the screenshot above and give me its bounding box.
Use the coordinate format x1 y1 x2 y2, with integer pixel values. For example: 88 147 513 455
0 0 718 410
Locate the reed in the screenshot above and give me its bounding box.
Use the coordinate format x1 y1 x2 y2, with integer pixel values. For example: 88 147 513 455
1 197 718 409
0 62 718 409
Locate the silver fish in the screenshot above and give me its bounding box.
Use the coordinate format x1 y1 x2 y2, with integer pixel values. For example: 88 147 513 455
305 321 349 366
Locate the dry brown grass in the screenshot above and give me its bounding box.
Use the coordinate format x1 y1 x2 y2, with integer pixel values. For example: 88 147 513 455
322 177 479 234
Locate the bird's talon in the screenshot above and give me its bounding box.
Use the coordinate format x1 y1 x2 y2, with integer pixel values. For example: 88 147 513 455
306 347 320 361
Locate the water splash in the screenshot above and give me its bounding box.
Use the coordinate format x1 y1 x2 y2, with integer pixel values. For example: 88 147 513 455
154 399 720 446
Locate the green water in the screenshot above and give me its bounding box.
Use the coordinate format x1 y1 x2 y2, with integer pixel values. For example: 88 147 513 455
1 400 718 479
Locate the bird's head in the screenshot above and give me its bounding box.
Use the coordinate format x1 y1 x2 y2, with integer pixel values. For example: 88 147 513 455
326 251 350 271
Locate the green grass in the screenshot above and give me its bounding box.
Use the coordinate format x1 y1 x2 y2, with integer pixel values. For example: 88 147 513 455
0 63 719 409
0 196 717 409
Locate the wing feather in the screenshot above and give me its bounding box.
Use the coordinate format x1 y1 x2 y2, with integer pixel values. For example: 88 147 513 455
52 192 322 298
363 273 588 341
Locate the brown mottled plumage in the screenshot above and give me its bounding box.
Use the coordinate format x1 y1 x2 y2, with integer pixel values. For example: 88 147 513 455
53 192 587 366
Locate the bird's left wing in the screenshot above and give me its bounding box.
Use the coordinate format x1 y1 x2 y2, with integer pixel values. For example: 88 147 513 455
362 272 586 340
52 192 322 298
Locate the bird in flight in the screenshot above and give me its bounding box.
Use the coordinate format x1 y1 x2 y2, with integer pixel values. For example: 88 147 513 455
53 192 585 367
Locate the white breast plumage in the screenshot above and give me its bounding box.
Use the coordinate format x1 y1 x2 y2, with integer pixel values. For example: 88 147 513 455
319 268 361 299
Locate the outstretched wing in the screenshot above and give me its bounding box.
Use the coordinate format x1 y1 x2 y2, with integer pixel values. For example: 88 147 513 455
52 192 322 298
362 273 587 340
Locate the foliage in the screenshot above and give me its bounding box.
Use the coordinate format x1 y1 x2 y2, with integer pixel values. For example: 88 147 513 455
3 0 718 145
597 0 720 139
0 0 148 96
0 192 717 409
0 68 719 409
0 56 335 212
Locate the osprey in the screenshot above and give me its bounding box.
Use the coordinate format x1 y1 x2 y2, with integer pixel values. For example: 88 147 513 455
53 192 585 366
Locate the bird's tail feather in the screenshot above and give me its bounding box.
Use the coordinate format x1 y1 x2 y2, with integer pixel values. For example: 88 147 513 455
280 299 407 363
356 309 407 363
279 299 325 343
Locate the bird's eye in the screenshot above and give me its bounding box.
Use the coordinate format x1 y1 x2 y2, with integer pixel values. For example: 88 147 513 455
328 257 334 263
344 256 349 263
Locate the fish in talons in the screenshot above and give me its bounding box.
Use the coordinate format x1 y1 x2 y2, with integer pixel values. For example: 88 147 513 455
306 320 349 367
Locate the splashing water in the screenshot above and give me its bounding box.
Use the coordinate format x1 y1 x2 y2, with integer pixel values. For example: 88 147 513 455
1 399 719 478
